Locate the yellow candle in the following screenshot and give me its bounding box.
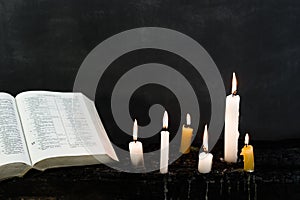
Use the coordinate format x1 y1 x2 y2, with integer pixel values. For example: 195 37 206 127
180 113 193 154
240 133 254 172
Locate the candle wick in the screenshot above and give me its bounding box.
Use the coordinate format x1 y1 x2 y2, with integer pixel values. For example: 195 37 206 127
232 90 237 96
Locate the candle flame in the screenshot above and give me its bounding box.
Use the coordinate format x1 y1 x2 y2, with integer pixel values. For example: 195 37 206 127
245 133 249 145
203 124 208 151
186 113 191 126
163 111 168 129
133 119 138 141
231 72 237 94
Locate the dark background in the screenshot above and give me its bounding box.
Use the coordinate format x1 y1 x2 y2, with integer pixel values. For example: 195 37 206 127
0 0 299 145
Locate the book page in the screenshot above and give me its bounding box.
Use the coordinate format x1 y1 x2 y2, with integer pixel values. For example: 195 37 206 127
15 91 106 165
0 93 31 166
82 95 118 161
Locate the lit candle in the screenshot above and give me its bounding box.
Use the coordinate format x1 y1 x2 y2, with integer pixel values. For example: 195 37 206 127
198 125 213 173
179 113 193 154
240 133 254 172
160 111 169 174
224 72 240 163
129 119 144 167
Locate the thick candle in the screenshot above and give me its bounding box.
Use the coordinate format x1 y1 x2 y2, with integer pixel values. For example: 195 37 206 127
240 133 254 172
224 72 240 163
160 111 169 174
129 119 144 167
198 125 213 173
198 152 213 173
180 113 193 154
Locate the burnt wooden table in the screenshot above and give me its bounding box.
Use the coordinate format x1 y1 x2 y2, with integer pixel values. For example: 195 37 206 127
0 140 299 200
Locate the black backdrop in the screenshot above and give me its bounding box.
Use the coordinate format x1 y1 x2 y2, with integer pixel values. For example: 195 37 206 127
0 0 299 145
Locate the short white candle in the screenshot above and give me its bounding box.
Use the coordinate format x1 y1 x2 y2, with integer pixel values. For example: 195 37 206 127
129 119 144 167
198 125 213 173
160 111 169 174
224 72 240 163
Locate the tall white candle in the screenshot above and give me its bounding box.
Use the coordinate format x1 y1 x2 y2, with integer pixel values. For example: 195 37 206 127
198 124 213 173
129 119 144 167
224 72 240 163
160 111 169 174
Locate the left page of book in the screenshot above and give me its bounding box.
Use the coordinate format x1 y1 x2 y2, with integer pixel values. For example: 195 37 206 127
0 93 31 166
0 93 32 180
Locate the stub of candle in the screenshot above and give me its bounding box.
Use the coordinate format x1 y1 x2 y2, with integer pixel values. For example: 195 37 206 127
198 152 213 173
160 131 169 174
129 141 144 167
240 145 254 172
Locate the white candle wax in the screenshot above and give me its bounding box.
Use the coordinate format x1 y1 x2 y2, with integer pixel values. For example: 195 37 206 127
129 140 144 167
129 119 144 167
198 152 213 173
160 111 169 174
198 124 213 173
224 72 240 163
160 130 169 174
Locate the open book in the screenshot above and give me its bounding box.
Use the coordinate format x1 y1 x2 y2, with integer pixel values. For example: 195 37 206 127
0 91 118 180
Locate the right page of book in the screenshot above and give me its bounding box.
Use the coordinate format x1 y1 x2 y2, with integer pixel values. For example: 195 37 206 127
15 91 107 165
82 95 118 161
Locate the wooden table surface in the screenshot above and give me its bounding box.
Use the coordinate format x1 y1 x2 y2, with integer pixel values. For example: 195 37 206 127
0 140 299 200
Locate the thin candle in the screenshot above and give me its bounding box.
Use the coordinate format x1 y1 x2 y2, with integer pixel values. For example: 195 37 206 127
160 111 169 174
224 72 240 163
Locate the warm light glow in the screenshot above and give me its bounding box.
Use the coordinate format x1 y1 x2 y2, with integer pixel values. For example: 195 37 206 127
245 133 249 145
163 111 168 129
203 124 208 151
186 113 191 126
231 72 237 94
133 119 138 141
